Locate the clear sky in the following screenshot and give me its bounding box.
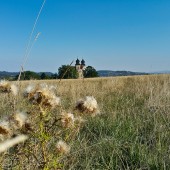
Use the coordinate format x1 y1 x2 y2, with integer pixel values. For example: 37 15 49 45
0 0 170 73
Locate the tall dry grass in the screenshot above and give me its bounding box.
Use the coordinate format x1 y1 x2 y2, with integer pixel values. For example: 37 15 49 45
0 74 170 169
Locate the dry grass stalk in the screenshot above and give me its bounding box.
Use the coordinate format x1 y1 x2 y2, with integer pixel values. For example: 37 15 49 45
0 135 28 153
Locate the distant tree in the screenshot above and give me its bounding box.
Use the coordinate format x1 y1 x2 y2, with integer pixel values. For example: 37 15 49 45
84 66 99 78
3 76 11 80
58 65 78 79
15 71 40 80
50 73 58 79
40 73 50 79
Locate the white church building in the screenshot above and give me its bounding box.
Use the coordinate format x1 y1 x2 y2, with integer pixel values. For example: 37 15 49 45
75 58 86 78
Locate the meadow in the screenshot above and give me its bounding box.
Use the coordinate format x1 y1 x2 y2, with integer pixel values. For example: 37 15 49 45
0 74 170 169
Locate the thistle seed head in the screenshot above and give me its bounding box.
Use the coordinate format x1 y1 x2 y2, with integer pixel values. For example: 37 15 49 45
56 140 70 154
76 96 100 116
60 112 74 128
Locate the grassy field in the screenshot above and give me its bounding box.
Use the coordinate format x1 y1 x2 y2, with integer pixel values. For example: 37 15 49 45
0 74 170 169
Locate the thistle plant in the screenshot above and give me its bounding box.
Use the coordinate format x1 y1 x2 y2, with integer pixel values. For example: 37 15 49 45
0 80 100 169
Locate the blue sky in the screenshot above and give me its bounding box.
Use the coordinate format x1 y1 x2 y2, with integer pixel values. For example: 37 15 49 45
0 0 170 73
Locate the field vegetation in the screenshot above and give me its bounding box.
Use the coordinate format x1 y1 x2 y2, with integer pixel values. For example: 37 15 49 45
0 74 170 169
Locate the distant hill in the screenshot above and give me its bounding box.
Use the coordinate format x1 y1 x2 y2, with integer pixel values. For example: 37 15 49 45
1 70 169 79
97 70 148 77
150 70 170 74
0 71 19 78
0 71 54 79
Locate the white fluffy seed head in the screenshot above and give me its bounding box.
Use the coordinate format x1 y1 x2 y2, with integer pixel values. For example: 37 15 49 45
0 81 18 96
48 95 61 108
60 112 74 128
10 84 18 96
40 83 56 91
56 140 70 154
12 111 28 129
24 85 35 96
83 96 98 112
76 96 100 116
0 80 8 86
24 83 60 109
0 120 12 136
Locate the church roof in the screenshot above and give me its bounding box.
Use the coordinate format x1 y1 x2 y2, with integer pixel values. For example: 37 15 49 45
75 58 80 65
81 59 85 65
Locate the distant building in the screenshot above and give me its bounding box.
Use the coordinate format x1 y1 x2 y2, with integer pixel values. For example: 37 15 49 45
75 58 86 78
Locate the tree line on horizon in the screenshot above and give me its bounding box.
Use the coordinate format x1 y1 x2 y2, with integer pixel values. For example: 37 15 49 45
13 65 98 80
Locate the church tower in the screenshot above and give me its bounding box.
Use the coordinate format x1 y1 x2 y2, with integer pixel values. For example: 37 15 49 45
80 59 85 69
75 58 86 78
75 58 80 70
